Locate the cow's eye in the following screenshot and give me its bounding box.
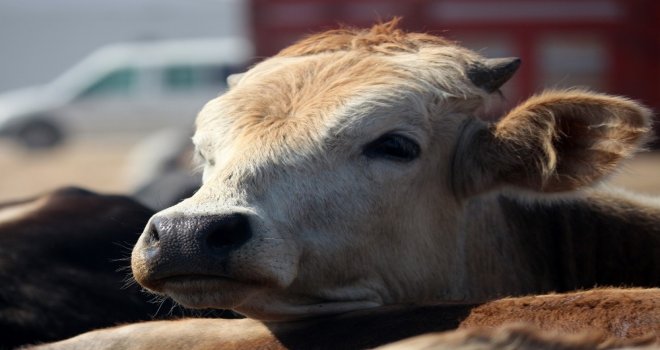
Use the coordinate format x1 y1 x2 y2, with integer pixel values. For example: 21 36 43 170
363 134 420 162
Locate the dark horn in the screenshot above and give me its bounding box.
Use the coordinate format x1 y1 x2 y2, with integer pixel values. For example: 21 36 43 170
467 57 521 93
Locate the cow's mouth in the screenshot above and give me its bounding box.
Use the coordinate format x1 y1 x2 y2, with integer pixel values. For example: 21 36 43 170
158 274 237 284
154 273 250 291
155 274 262 309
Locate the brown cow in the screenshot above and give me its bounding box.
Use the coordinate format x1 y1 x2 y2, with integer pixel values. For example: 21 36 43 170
460 288 660 340
377 324 658 350
30 288 659 349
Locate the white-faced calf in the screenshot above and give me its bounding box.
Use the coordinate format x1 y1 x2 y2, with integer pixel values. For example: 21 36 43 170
131 20 659 322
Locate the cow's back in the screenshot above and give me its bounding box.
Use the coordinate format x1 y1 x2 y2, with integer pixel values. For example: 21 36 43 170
0 188 157 349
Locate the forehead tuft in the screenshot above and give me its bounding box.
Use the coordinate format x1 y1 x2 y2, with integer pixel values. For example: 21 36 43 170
277 18 453 57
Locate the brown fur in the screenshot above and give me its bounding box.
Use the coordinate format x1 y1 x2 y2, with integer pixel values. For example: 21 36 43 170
378 324 658 350
453 90 653 197
460 289 660 341
493 91 652 191
277 18 453 57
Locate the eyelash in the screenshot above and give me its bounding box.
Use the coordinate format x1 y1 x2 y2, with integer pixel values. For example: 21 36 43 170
363 133 421 162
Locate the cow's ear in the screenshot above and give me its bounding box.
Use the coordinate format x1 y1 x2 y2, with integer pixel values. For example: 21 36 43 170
227 73 245 89
453 90 653 196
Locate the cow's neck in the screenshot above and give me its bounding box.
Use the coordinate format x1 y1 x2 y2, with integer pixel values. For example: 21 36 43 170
460 187 660 300
265 302 478 349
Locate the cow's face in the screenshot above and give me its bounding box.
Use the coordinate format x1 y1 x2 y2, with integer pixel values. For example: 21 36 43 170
132 32 493 320
132 23 651 321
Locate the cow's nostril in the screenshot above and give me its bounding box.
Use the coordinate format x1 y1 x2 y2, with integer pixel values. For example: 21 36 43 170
205 213 252 250
146 219 161 243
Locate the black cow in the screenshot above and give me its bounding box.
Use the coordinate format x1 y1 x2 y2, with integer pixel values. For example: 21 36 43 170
0 187 210 349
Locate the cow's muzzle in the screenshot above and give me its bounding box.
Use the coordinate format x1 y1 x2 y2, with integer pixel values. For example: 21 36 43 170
132 213 254 290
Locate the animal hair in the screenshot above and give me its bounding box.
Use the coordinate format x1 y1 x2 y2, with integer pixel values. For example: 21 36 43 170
277 18 453 57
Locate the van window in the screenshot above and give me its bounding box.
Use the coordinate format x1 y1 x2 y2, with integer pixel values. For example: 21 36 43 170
163 64 240 91
80 68 137 98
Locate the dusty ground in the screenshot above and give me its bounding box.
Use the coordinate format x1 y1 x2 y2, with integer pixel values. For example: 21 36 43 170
0 135 148 202
0 136 659 202
610 152 660 196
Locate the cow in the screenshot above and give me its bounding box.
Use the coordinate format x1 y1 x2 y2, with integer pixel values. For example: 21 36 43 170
377 324 658 350
459 288 660 340
0 187 226 349
128 20 659 323
29 288 659 349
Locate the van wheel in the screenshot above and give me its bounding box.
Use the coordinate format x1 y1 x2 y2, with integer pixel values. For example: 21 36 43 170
17 120 63 149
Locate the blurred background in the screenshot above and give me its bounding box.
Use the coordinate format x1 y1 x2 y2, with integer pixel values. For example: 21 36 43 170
0 0 659 206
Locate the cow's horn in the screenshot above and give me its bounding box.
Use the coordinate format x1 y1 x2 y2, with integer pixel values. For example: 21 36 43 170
467 57 521 93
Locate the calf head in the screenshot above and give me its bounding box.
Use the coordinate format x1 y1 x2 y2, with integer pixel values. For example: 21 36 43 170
132 21 653 320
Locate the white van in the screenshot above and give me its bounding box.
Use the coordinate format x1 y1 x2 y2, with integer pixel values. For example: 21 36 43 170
0 38 252 148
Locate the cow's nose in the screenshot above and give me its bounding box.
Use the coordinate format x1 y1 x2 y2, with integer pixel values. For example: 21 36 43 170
145 213 253 256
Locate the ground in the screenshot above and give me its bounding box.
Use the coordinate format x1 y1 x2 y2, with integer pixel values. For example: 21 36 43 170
0 135 659 202
0 135 145 202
